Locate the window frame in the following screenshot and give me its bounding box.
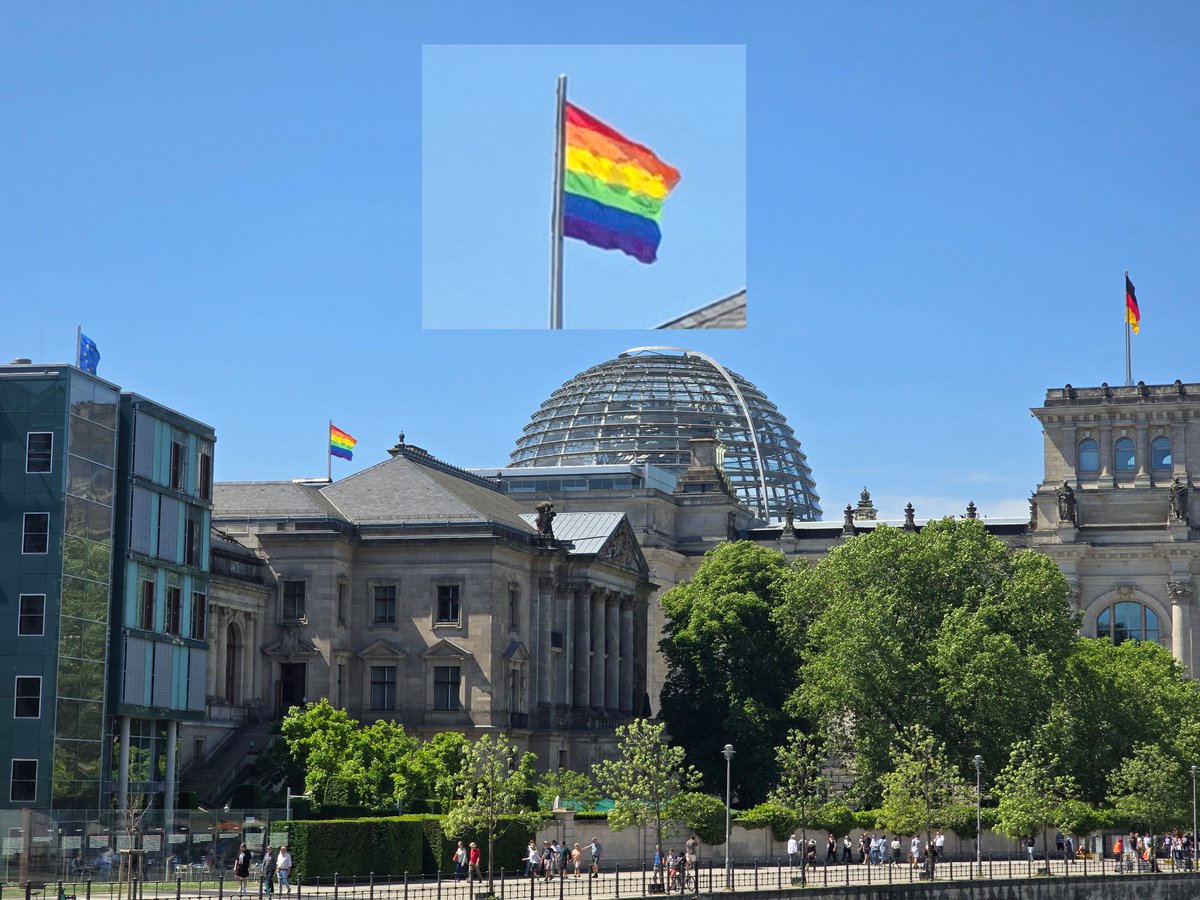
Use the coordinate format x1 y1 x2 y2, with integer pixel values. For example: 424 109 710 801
169 440 186 491
281 579 307 622
25 432 54 474
140 576 156 630
10 759 37 804
1096 600 1164 646
1151 435 1173 471
508 584 520 632
14 676 42 719
435 583 461 625
369 665 397 710
22 513 50 555
373 584 397 625
191 591 207 640
1113 436 1136 473
433 665 462 711
197 447 213 501
18 595 46 637
1077 437 1099 474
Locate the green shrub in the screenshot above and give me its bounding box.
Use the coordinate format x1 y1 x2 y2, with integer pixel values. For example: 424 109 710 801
279 817 424 878
851 809 883 830
813 802 854 837
670 792 726 845
737 802 798 842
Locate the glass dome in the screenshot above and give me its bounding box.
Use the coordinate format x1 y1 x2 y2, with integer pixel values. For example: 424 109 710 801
509 347 821 522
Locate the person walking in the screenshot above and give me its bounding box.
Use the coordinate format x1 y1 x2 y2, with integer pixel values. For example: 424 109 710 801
826 835 836 864
261 847 277 897
841 835 851 863
685 835 698 880
571 843 582 877
523 841 538 878
276 846 292 893
787 834 798 868
454 841 468 881
468 842 482 880
234 844 252 895
589 837 603 878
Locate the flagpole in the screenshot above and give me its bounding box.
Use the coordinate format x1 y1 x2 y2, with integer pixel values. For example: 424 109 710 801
75 325 81 368
327 419 333 483
549 74 567 329
1124 269 1132 386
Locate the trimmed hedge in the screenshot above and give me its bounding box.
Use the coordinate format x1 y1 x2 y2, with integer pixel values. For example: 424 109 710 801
436 816 537 875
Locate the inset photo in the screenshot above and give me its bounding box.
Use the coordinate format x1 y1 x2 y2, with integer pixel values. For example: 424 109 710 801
422 44 746 329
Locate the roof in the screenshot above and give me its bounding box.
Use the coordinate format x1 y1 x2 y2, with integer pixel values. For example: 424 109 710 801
655 289 746 329
519 511 625 555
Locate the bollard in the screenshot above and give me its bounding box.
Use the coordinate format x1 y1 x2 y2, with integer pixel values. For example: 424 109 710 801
587 867 592 900
500 868 505 900
370 873 374 900
706 861 712 895
559 864 565 900
777 861 781 890
177 875 183 900
436 872 440 900
334 873 339 900
404 872 408 900
220 874 225 900
614 864 619 899
86 880 92 900
822 862 827 887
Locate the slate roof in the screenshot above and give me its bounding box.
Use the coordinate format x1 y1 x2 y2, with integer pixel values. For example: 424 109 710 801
519 511 625 555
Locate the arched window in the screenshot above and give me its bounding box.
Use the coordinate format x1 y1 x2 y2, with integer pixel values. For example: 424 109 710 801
1114 437 1136 473
1078 438 1099 473
1151 436 1172 471
1096 601 1163 646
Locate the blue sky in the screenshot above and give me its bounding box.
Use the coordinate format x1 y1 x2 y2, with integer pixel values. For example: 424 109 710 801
3 2 1199 521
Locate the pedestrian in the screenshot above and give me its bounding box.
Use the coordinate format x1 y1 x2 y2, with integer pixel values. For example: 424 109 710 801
234 844 252 895
1026 838 1034 862
571 843 582 877
857 834 867 864
1065 836 1074 864
841 835 851 863
277 846 292 893
910 836 921 866
454 841 468 881
935 831 945 862
787 833 798 868
523 840 537 878
261 847 277 897
589 837 603 878
685 835 698 877
468 842 482 880
825 835 836 864
542 842 553 881
891 836 901 865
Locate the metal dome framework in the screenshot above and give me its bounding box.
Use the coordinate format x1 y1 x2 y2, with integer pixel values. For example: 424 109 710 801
509 347 821 522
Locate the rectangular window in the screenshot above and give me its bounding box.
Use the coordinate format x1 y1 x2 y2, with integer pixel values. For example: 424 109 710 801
14 676 41 718
337 663 346 708
191 591 207 640
434 665 461 711
370 666 397 710
282 580 306 621
436 585 460 624
337 582 347 626
140 577 156 630
10 759 37 804
167 586 182 635
197 448 213 501
374 585 396 624
170 441 186 490
18 595 46 636
26 433 53 474
22 513 50 555
508 587 519 630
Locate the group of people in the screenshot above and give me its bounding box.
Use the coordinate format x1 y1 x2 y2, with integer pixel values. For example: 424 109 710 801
233 843 293 895
653 836 698 890
521 837 602 879
1113 832 1196 871
451 842 482 880
787 831 946 867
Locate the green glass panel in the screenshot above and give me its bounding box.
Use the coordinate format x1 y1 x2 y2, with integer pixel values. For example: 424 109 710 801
78 702 104 742
56 698 81 740
76 741 102 780
67 453 92 499
85 539 111 582
81 619 107 660
88 498 114 542
61 577 87 617
84 580 109 621
79 661 106 702
63 534 88 576
65 499 89 537
53 740 80 784
69 378 96 422
59 617 84 660
90 461 114 507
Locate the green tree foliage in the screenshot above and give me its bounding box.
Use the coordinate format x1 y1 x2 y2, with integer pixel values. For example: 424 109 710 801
534 768 600 812
593 719 702 863
407 732 469 813
877 725 971 875
1037 638 1200 805
659 541 805 804
1107 743 1188 839
781 519 1077 800
444 733 540 893
993 738 1079 863
668 792 727 845
769 730 837 883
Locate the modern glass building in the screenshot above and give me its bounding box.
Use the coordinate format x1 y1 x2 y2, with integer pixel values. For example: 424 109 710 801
509 347 821 522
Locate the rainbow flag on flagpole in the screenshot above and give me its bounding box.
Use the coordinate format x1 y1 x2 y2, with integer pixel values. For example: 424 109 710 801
562 102 680 264
330 424 357 460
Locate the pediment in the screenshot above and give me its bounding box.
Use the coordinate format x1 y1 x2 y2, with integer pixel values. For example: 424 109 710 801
420 637 471 659
357 639 407 661
597 519 650 576
501 640 530 662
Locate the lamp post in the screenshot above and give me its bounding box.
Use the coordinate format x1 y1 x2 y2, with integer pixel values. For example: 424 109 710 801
1191 765 1197 871
285 790 312 821
722 744 735 889
973 755 982 876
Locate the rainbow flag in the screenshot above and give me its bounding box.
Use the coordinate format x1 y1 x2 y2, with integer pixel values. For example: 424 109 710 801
563 102 680 264
330 424 357 461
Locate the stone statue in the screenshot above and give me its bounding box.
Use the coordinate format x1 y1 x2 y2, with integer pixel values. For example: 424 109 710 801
1170 477 1189 523
534 500 556 539
783 501 795 534
842 504 855 535
1056 480 1076 525
903 502 916 531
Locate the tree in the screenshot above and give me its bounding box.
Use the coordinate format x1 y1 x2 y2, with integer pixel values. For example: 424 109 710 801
593 719 701 877
659 541 806 804
877 725 972 877
769 730 840 883
780 519 1077 802
1107 743 1188 865
992 738 1079 866
445 732 540 894
534 767 600 812
407 732 469 813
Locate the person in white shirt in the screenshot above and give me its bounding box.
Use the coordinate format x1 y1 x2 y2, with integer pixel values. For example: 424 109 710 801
787 834 798 867
910 837 921 865
276 846 293 893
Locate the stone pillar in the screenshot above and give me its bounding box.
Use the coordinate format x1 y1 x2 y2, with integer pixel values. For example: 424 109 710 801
605 594 620 710
164 720 178 832
1099 426 1113 485
573 587 591 708
118 715 131 813
619 597 635 713
1172 421 1189 481
537 577 553 706
590 589 606 708
1063 425 1077 484
1168 581 1194 676
207 607 222 700
561 584 575 707
1135 424 1152 486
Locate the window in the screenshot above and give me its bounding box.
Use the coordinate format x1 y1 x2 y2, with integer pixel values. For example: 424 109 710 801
1114 437 1136 472
166 586 182 635
370 666 397 710
184 516 198 567
337 663 346 708
508 586 519 630
10 760 37 803
434 666 461 710
140 576 156 630
197 448 213 501
26 433 53 474
1152 436 1172 471
22 513 49 554
191 591 207 640
1077 438 1099 473
436 585 460 624
18 595 45 636
170 441 186 490
337 582 347 626
282 580 306 620
14 677 41 718
1096 601 1163 645
373 585 396 624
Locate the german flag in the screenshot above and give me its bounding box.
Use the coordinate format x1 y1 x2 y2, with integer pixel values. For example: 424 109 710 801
1125 273 1140 334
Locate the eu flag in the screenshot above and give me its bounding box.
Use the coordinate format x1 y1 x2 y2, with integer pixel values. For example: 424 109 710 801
79 333 101 375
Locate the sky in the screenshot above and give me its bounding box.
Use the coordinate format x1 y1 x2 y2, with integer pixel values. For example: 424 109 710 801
3 1 1199 522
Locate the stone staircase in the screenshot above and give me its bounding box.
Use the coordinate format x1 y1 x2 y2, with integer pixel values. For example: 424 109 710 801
179 718 278 807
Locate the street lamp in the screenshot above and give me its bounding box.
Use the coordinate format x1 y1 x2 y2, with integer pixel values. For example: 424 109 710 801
285 790 312 821
722 744 735 890
973 755 982 876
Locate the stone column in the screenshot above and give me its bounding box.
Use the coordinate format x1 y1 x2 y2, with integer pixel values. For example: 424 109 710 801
1135 424 1152 486
1168 581 1194 675
1172 421 1188 481
619 597 635 713
537 577 554 707
561 584 575 707
164 720 178 832
605 593 620 710
573 587 591 709
1063 425 1077 483
117 715 131 813
207 607 222 700
590 588 606 708
1099 425 1113 485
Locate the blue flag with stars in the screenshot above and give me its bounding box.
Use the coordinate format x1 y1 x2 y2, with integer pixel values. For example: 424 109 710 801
78 333 100 375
